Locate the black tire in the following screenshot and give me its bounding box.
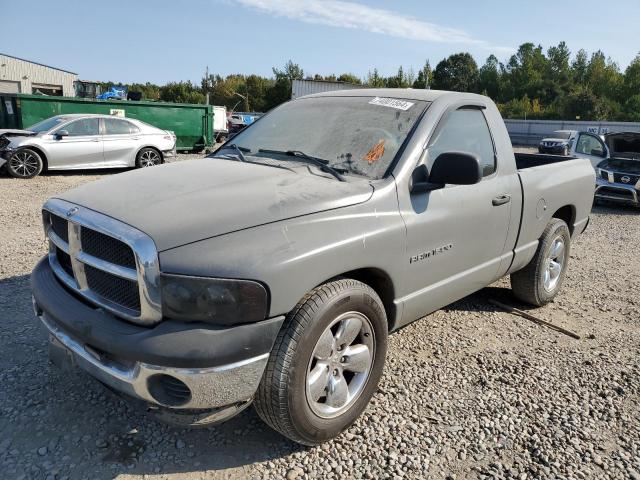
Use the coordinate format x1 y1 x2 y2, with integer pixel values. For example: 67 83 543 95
135 147 162 168
511 218 571 306
7 148 44 179
254 278 388 445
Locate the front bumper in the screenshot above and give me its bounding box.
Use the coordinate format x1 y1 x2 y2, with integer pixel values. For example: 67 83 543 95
595 178 640 206
31 257 284 414
538 145 567 154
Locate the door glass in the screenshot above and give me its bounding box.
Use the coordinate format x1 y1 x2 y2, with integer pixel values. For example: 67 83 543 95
104 118 137 135
576 134 604 156
427 108 496 176
62 118 100 136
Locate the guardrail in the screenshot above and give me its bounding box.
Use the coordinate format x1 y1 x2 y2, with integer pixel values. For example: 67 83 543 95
505 119 640 146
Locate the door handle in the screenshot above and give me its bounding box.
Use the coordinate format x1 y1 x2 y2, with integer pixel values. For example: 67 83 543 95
492 194 511 206
91 138 100 142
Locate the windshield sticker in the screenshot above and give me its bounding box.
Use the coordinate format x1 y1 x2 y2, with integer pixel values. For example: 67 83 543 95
369 97 414 111
363 139 386 164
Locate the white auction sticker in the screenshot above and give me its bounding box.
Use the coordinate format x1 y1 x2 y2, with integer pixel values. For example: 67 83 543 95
369 97 414 110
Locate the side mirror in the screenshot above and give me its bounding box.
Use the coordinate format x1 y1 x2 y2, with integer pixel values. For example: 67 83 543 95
55 130 69 139
410 152 482 194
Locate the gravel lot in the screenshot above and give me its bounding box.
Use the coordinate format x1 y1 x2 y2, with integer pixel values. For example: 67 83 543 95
0 154 638 480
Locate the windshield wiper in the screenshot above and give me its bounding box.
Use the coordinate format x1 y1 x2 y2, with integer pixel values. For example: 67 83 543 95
258 149 345 182
216 143 249 162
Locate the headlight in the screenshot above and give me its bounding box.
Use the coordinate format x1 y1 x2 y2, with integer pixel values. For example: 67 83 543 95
160 274 268 325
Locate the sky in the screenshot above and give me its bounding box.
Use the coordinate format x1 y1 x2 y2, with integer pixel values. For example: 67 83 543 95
1 0 639 85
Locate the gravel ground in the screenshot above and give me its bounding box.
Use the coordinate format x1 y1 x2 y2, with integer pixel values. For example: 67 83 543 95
0 154 639 480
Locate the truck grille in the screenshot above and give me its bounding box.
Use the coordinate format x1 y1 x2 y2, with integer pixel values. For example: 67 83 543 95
85 264 141 311
43 199 161 325
81 228 136 268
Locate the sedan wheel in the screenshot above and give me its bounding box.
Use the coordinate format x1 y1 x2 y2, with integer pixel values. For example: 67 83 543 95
136 148 162 168
7 149 43 179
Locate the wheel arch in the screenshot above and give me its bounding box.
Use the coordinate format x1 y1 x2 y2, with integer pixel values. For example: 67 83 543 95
331 267 398 332
551 205 576 235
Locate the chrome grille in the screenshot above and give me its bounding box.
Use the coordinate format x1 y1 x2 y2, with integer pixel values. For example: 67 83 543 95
81 228 136 268
85 264 141 311
50 214 69 243
43 199 162 325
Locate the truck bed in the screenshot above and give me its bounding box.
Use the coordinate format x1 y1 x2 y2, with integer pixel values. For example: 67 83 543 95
515 152 576 170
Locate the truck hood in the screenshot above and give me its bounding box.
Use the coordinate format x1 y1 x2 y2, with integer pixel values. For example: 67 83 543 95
604 132 640 160
56 159 374 251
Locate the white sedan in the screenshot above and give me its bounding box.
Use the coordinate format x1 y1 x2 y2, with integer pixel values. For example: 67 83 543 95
0 114 176 178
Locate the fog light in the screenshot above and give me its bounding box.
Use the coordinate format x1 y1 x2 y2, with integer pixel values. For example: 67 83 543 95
147 374 192 407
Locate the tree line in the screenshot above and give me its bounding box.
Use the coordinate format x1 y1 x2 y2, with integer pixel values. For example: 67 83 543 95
99 42 640 121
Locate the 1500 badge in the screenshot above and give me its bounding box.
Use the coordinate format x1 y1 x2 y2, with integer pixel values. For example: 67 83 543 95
410 244 453 264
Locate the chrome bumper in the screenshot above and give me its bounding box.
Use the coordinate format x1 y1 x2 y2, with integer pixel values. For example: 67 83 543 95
595 178 640 205
37 306 269 412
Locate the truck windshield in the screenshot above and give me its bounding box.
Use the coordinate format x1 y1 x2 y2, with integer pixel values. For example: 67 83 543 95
227 96 428 180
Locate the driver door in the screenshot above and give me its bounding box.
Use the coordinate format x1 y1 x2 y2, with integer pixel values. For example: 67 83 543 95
397 107 518 325
45 118 104 169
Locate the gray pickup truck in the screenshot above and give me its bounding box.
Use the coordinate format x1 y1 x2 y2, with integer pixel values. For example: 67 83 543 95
31 89 595 445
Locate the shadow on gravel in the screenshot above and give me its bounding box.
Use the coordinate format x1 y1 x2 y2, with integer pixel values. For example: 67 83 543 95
441 285 536 314
0 272 305 479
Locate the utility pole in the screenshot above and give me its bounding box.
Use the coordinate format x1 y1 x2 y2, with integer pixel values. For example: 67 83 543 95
205 66 210 105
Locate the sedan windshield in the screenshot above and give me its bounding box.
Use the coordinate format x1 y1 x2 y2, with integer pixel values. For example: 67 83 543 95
27 116 69 133
225 96 428 179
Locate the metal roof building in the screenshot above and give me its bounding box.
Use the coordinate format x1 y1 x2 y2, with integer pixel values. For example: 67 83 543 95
291 79 363 99
0 53 78 96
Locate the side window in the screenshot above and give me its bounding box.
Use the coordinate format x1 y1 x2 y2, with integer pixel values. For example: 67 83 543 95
576 133 605 157
104 118 138 135
427 108 496 177
62 118 100 136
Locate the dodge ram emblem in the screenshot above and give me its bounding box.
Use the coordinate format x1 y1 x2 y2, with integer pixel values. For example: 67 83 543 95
66 207 79 217
621 176 631 183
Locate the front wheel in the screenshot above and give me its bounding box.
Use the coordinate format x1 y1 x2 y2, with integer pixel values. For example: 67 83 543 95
254 279 388 445
7 148 44 178
136 148 162 168
511 218 571 306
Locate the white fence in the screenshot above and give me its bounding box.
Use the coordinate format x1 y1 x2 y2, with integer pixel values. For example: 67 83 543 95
505 119 640 146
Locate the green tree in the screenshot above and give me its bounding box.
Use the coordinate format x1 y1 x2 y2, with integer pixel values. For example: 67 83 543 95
159 81 204 104
478 55 501 100
366 68 385 87
572 49 589 86
622 95 640 122
623 55 640 99
336 73 362 84
412 61 433 89
432 53 479 92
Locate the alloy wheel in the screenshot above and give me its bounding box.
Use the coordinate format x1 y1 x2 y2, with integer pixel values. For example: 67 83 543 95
10 151 39 177
543 236 566 292
305 311 375 419
140 150 161 167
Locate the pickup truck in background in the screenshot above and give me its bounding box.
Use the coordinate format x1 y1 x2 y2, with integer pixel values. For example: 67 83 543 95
31 89 595 445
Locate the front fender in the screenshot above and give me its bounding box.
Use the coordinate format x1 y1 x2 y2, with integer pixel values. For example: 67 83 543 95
158 182 405 319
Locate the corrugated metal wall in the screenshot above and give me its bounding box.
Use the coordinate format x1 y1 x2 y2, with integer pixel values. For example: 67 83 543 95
506 119 640 146
291 79 362 99
0 54 77 96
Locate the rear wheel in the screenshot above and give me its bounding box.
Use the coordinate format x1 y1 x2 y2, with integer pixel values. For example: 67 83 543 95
254 279 388 445
136 148 162 168
7 148 43 179
511 218 571 306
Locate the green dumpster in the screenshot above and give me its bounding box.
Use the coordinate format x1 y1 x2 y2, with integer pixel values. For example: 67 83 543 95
0 94 214 151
